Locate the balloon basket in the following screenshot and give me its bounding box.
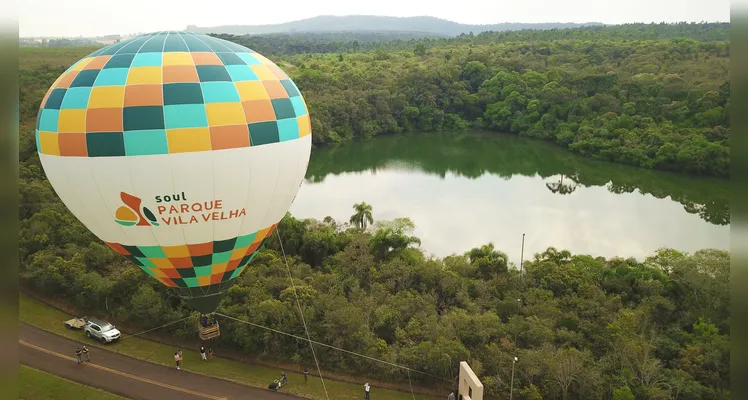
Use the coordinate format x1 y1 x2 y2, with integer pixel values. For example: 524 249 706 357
199 321 220 340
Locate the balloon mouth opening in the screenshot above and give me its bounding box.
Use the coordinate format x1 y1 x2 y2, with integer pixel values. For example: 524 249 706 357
183 293 225 315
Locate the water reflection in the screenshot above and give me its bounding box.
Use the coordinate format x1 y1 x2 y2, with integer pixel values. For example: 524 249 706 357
290 132 730 262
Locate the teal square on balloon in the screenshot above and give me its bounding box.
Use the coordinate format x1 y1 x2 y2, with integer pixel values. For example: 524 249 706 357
230 266 245 279
271 98 296 120
139 246 167 258
131 53 163 67
60 87 92 109
136 258 157 269
201 82 241 103
164 104 208 129
281 80 300 97
35 130 40 152
38 109 59 132
237 53 262 65
194 265 212 277
124 130 169 155
235 232 257 248
182 35 212 52
277 119 300 142
212 251 232 264
182 277 199 287
163 36 189 52
225 65 259 82
93 68 129 86
290 97 307 116
243 252 257 266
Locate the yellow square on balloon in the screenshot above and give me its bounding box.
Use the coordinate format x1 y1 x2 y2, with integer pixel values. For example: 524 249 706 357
88 86 125 109
163 52 194 66
167 128 212 153
69 58 93 72
206 103 246 126
126 66 163 85
250 65 276 81
57 109 87 133
235 81 269 101
197 276 211 286
39 131 60 155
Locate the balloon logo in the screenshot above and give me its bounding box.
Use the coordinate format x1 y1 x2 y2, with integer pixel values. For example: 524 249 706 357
34 31 312 315
115 192 160 227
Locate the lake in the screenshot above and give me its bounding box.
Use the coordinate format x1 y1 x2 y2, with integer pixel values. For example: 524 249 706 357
288 132 730 265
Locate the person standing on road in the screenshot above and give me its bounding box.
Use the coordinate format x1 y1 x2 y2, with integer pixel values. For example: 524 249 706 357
364 382 371 399
174 352 181 370
75 348 82 364
303 367 309 383
200 346 207 360
82 346 90 362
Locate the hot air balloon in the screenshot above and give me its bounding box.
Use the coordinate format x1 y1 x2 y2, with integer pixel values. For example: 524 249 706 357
34 31 312 339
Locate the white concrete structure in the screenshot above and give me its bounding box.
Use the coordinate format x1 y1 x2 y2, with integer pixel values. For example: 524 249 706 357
458 361 484 400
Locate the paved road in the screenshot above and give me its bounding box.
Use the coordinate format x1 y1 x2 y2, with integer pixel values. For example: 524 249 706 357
19 322 303 400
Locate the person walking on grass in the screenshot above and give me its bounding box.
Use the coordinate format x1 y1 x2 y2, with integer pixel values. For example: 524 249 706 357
200 346 207 360
281 371 288 385
82 346 90 362
174 352 181 370
208 348 213 360
303 367 309 383
75 348 82 364
364 382 371 400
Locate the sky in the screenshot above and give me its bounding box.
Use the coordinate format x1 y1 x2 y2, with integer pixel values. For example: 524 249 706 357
20 0 730 37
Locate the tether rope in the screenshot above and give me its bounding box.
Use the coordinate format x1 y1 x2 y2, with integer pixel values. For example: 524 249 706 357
275 227 330 400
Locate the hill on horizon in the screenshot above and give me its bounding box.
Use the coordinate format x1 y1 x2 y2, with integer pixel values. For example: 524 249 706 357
185 15 605 37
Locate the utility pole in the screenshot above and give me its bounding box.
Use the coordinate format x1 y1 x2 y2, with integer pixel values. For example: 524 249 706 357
520 233 525 275
510 356 518 400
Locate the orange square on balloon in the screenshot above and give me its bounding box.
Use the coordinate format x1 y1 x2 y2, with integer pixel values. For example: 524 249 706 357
55 70 80 89
191 52 222 66
58 133 88 156
170 257 193 269
163 66 200 83
210 125 250 150
86 108 123 132
162 268 182 279
158 277 177 287
188 243 213 256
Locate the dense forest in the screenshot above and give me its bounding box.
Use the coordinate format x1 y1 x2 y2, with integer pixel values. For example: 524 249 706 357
18 202 731 399
20 22 731 177
212 22 730 56
213 23 731 177
19 23 730 399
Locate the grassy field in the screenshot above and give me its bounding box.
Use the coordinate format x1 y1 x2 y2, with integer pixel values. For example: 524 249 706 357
19 364 127 400
19 292 439 400
20 46 101 69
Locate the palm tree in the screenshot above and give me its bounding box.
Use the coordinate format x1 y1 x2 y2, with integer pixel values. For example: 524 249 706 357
545 174 579 195
350 202 374 230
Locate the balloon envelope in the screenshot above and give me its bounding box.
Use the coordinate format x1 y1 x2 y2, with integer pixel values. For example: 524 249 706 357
35 31 312 314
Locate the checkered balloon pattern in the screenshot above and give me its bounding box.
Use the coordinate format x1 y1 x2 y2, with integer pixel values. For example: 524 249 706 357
35 31 311 158
34 32 312 291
